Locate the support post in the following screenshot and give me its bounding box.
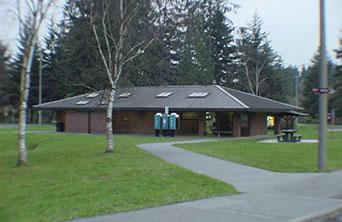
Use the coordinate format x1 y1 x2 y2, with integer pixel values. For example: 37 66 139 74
198 112 206 136
233 113 241 137
274 115 281 135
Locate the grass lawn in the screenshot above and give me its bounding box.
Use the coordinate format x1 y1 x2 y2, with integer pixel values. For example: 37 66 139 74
177 124 342 173
0 129 237 222
0 124 56 132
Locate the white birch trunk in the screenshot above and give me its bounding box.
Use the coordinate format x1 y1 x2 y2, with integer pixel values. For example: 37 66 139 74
105 88 115 152
90 0 152 153
16 0 54 165
17 39 36 165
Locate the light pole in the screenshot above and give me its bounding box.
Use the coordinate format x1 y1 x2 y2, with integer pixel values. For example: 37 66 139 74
37 48 48 125
38 49 43 125
294 71 299 126
318 0 328 171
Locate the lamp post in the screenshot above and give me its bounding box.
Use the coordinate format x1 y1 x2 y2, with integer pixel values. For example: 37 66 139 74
38 49 43 125
318 0 328 171
294 71 299 126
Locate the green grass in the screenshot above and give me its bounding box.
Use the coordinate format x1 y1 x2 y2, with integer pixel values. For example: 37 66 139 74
177 124 342 173
0 129 236 222
0 124 56 132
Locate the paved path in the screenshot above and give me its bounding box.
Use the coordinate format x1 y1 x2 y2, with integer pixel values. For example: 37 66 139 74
73 139 342 222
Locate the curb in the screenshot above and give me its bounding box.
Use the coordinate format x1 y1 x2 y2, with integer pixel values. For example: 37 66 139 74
292 206 342 222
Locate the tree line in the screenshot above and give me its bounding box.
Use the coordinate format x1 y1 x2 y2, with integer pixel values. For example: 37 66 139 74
0 0 341 122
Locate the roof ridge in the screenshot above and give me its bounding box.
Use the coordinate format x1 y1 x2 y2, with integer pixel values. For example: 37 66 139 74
222 86 303 110
215 85 249 109
33 92 93 107
120 85 214 89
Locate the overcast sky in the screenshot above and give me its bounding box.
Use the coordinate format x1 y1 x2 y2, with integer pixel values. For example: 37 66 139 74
0 0 341 67
230 0 342 66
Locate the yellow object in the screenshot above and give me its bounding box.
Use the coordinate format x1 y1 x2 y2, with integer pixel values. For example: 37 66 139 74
267 116 275 128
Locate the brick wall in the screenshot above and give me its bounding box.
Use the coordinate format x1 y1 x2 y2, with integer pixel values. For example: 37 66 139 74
64 111 89 133
113 111 155 135
62 110 268 136
90 111 106 134
249 112 267 136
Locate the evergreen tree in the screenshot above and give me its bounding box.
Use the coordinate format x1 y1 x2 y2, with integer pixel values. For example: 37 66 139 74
0 42 10 121
177 13 214 84
45 0 106 97
301 51 335 117
206 0 237 85
236 14 281 96
331 35 342 117
2 22 41 122
0 42 10 106
119 0 171 86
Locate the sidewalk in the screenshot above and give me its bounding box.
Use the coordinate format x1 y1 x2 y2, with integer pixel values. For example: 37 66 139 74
73 139 342 222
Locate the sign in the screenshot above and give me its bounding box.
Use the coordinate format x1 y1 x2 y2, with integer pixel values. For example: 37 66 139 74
312 88 335 94
165 106 169 114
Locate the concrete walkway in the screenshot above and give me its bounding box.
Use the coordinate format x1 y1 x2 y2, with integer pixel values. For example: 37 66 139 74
73 139 342 222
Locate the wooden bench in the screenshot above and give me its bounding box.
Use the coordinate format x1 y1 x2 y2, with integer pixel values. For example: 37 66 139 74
293 134 302 142
213 130 233 137
276 134 285 142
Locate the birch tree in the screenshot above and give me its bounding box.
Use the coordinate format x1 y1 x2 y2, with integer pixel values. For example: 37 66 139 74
89 0 156 152
236 14 280 96
17 0 55 165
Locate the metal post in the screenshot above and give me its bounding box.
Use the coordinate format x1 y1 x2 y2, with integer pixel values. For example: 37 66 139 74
294 72 299 126
318 0 328 170
38 49 42 125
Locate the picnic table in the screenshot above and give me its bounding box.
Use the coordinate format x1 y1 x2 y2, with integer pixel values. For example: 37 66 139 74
276 129 302 142
282 129 296 142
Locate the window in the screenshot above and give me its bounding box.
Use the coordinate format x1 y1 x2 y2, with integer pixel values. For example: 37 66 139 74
188 92 209 98
156 92 173 98
118 92 132 98
86 92 99 98
76 100 90 105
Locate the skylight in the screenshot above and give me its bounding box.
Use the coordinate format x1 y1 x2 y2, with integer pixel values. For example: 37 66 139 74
119 92 132 98
156 92 173 98
86 92 99 98
188 92 209 98
76 100 90 105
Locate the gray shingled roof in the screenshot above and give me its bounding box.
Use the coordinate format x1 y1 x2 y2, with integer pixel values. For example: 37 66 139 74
33 85 303 113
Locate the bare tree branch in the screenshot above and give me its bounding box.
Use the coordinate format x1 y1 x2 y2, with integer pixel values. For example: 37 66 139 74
122 38 155 65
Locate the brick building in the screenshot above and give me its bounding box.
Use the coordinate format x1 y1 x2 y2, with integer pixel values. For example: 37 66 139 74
34 85 304 137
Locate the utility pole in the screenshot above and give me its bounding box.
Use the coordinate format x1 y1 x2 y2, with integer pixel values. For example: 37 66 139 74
318 0 328 170
38 48 43 125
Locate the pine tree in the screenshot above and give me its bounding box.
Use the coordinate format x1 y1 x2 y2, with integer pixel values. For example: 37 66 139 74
302 51 335 117
236 14 281 96
3 23 41 122
331 35 342 117
45 0 107 97
177 7 214 84
0 42 9 105
206 0 237 85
